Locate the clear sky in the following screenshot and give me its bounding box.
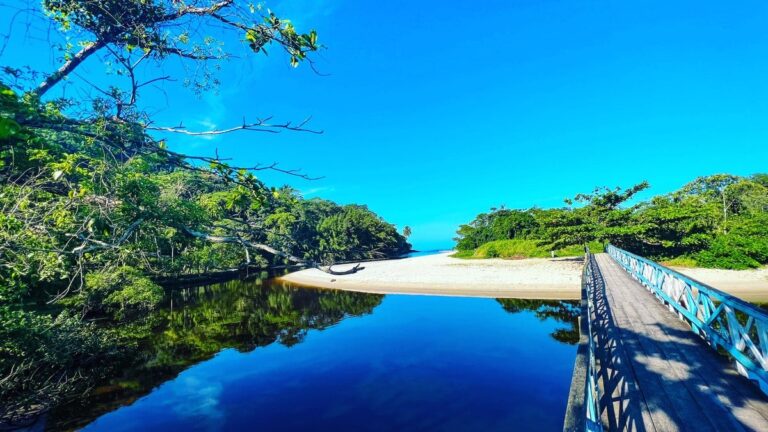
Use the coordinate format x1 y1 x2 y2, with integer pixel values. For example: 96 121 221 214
2 0 768 250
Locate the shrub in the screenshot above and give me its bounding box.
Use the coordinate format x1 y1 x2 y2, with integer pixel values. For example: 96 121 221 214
467 239 602 259
695 236 763 269
450 250 475 258
661 257 699 268
484 243 500 258
65 266 163 319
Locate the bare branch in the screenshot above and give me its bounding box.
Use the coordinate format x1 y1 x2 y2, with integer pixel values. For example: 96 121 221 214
180 226 364 275
71 217 145 255
145 117 322 136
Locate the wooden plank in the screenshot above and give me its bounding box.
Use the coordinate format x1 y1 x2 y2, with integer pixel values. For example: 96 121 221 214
591 270 654 431
598 255 738 431
598 258 691 431
589 255 655 431
593 254 768 431
604 258 768 431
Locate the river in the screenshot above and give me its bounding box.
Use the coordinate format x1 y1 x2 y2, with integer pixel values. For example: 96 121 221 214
43 278 579 431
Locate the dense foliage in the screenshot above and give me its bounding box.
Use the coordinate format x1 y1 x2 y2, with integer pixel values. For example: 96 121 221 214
454 239 604 259
0 85 410 296
455 174 768 269
0 1 409 424
0 85 408 425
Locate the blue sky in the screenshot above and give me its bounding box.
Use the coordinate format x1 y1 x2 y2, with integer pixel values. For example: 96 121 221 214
2 1 768 250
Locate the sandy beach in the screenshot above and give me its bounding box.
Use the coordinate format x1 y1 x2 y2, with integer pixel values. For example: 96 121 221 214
671 266 768 302
279 252 583 299
279 252 768 301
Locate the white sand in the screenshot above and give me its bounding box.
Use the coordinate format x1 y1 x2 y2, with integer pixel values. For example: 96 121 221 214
671 266 768 302
278 252 583 300
279 252 768 302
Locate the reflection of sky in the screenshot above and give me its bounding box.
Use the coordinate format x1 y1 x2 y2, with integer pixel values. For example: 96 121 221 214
83 295 577 431
169 377 223 430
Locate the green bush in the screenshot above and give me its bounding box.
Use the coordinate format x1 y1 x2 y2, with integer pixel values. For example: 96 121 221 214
484 243 500 258
661 257 699 268
692 215 768 269
463 239 603 259
64 266 163 319
558 242 605 256
450 250 475 258
473 240 542 258
695 236 763 269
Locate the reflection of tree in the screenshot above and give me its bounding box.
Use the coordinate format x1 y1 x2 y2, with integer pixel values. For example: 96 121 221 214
48 280 383 430
496 299 580 345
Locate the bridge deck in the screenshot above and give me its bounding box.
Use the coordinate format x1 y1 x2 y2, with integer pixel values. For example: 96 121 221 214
592 253 768 431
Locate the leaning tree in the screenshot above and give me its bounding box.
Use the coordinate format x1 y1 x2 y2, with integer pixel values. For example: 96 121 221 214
0 1 328 422
0 0 370 284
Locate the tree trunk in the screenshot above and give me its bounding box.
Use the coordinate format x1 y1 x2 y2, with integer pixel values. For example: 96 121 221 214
179 226 365 275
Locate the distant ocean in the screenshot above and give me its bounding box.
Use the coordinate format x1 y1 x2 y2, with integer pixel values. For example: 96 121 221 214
403 249 451 258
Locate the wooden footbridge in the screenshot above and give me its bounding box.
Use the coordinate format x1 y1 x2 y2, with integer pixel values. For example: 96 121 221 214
564 245 768 431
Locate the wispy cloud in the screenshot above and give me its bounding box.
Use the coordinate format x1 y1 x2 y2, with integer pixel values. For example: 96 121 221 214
192 117 222 142
300 185 335 197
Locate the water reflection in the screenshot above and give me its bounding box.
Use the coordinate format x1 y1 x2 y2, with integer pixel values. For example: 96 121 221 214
495 299 581 344
76 295 577 431
46 280 581 432
48 279 382 431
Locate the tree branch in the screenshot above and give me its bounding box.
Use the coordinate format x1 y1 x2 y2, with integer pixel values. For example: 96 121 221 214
179 226 364 275
162 0 234 20
180 226 306 263
34 39 106 97
71 217 145 255
145 117 322 136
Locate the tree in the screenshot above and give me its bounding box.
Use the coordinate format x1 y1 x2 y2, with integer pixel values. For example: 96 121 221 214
316 205 410 264
0 0 330 294
539 181 649 249
403 226 412 238
36 0 319 99
0 2 412 422
453 208 539 251
678 174 741 233
752 173 768 188
629 195 718 257
456 174 768 269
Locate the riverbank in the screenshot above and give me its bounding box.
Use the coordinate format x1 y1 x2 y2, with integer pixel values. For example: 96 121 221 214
280 252 768 301
279 252 583 299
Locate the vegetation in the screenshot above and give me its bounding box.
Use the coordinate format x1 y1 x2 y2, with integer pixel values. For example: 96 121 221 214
455 174 768 269
454 239 603 259
0 1 409 425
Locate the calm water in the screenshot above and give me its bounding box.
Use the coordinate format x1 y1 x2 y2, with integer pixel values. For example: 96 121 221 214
47 280 579 431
